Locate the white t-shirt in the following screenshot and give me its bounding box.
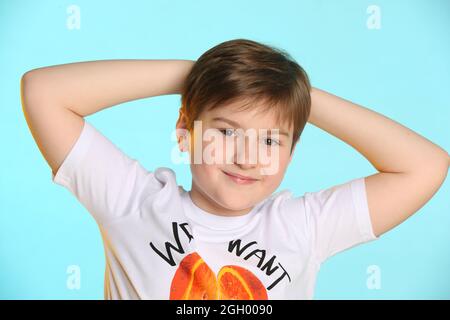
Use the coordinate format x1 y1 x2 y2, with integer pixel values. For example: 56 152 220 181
52 119 378 300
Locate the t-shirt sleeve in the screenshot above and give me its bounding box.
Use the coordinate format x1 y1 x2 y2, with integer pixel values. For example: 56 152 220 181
52 119 160 226
287 177 379 265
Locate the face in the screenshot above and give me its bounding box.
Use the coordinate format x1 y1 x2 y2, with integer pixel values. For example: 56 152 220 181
176 100 297 217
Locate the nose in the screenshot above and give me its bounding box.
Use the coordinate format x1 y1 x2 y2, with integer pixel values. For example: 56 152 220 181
234 135 258 169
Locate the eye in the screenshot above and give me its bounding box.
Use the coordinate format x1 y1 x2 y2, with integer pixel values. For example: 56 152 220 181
218 128 236 137
263 137 280 146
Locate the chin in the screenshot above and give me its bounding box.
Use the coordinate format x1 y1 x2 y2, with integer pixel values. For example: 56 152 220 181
215 191 256 211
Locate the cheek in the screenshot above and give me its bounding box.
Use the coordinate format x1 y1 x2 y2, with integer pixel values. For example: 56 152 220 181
190 160 222 188
204 137 227 165
189 129 229 165
191 163 216 179
258 147 290 177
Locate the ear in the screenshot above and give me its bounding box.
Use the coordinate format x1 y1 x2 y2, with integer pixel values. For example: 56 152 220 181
176 108 190 152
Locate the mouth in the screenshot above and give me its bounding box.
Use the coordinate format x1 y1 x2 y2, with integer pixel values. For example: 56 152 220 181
222 170 259 185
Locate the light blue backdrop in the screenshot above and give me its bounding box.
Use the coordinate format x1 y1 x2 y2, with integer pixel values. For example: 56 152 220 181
1 0 449 299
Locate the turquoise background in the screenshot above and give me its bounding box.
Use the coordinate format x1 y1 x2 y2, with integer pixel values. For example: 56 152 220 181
1 0 449 299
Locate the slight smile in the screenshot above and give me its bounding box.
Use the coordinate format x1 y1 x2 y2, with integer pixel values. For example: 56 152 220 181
222 170 259 185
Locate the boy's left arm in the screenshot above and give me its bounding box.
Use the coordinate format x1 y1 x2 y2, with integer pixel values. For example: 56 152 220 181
308 87 450 237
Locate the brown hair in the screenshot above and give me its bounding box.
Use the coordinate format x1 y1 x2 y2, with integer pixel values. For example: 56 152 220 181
180 38 311 154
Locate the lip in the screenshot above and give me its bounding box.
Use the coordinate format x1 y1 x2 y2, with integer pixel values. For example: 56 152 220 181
222 170 259 185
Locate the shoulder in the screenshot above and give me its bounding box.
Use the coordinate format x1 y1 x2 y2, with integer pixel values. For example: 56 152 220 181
142 166 184 198
259 188 308 225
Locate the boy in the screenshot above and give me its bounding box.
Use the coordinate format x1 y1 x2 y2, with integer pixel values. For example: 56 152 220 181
21 39 449 299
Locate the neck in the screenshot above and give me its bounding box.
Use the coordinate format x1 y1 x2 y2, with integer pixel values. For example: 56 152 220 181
189 182 253 217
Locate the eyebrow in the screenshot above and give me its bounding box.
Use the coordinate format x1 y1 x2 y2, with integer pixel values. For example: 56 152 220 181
211 116 291 137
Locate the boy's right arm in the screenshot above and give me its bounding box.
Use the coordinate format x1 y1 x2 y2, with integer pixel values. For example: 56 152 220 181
20 59 195 176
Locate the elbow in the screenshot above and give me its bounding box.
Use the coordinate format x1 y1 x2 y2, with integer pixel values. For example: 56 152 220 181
21 70 38 102
425 151 449 186
410 150 450 186
445 152 450 171
21 69 40 90
421 147 449 174
433 149 449 174
20 71 33 111
435 149 450 173
20 69 48 110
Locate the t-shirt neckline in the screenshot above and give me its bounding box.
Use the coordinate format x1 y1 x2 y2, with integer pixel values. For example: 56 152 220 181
181 189 265 231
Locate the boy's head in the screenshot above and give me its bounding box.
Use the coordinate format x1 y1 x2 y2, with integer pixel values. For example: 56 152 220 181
176 39 311 215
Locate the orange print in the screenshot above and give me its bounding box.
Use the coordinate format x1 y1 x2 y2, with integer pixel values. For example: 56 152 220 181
170 252 268 300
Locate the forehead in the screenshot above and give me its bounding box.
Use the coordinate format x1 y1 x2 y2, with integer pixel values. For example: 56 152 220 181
201 100 293 135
